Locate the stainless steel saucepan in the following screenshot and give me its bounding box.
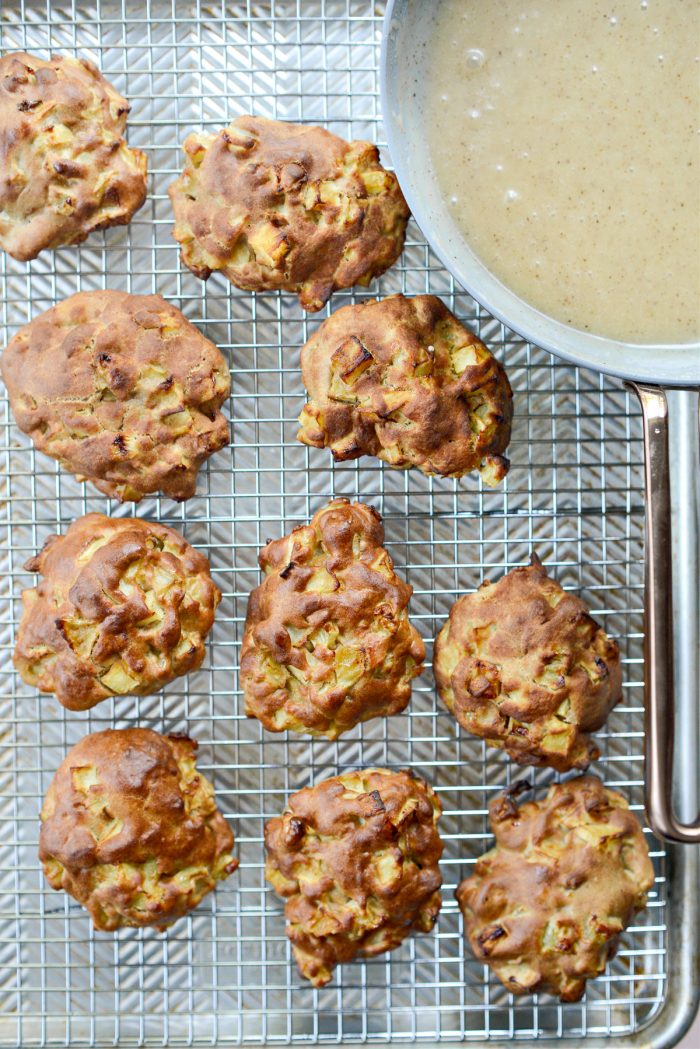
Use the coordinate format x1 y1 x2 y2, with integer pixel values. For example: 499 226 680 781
381 0 700 843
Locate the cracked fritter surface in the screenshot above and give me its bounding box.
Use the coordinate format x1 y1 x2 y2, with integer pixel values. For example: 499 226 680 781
298 294 513 483
265 768 443 986
1 290 230 502
14 514 220 710
240 499 425 738
434 558 621 771
168 115 409 311
0 52 147 261
40 728 237 931
456 776 654 1002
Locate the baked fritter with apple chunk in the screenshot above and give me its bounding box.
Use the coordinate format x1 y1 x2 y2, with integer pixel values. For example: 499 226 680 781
14 514 219 710
0 52 146 260
298 294 512 483
457 776 654 1001
434 557 621 770
169 115 409 311
40 729 237 930
240 499 425 738
265 767 443 986
1 290 230 502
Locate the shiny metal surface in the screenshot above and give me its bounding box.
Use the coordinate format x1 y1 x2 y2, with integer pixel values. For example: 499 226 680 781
381 0 700 856
0 1 697 1046
632 386 700 843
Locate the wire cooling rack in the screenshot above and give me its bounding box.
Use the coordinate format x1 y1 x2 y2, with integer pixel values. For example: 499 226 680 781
0 2 675 1046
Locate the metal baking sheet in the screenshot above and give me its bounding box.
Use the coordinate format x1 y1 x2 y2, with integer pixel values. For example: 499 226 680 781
0 2 696 1046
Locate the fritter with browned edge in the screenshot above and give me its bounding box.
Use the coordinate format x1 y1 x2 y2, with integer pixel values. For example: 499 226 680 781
0 52 147 261
1 290 230 503
14 514 219 710
457 776 654 1001
266 767 443 986
434 557 621 770
240 499 425 738
298 294 512 484
40 729 237 930
169 115 409 311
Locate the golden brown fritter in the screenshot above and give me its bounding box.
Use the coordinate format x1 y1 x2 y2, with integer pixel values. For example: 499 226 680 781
14 514 220 711
40 728 237 931
168 115 409 311
240 499 425 739
0 52 147 261
297 294 513 484
265 767 443 986
1 290 230 503
456 776 654 1002
434 557 621 771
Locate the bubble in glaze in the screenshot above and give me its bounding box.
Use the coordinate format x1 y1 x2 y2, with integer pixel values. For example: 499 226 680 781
465 48 486 69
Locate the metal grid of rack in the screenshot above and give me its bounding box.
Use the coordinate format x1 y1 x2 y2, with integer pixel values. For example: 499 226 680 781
0 2 669 1045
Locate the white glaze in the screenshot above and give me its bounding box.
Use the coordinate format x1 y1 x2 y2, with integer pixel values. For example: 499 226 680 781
424 0 700 344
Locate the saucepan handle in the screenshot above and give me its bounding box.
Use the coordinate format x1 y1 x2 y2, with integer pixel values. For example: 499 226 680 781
628 382 700 843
